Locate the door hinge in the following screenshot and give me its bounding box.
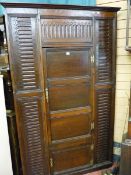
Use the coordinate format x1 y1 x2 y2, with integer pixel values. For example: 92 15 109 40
91 55 95 63
50 158 53 168
91 144 94 151
91 121 95 131
45 88 49 103
90 159 94 165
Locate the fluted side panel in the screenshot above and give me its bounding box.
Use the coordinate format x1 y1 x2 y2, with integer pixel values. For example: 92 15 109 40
9 17 40 91
96 19 113 83
96 89 112 163
17 96 48 175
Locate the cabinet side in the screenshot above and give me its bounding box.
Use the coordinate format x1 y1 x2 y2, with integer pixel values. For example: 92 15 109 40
5 8 50 175
94 13 117 164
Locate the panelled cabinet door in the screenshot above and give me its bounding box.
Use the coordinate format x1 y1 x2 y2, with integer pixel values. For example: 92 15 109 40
43 48 94 175
95 18 115 163
7 15 49 175
40 16 95 174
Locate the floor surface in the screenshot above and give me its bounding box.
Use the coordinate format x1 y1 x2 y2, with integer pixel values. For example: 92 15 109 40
85 171 101 175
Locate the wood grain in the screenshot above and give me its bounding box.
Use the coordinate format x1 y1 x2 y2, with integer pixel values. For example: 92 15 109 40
4 3 119 175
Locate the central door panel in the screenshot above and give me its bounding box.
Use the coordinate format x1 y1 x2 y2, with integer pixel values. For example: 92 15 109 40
47 50 91 78
44 48 94 174
49 79 91 111
50 108 91 140
52 145 93 173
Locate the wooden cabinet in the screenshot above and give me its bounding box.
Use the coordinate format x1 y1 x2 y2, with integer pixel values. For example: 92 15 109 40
2 3 120 175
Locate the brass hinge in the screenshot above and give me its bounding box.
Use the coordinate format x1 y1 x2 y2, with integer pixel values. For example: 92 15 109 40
91 55 95 63
91 122 95 130
91 144 94 151
45 88 49 103
90 159 94 165
50 158 53 168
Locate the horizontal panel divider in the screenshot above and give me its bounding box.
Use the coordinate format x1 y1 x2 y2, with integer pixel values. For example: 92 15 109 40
95 83 113 89
50 106 92 116
51 142 92 153
48 75 91 81
51 134 92 145
15 89 44 97
42 43 94 48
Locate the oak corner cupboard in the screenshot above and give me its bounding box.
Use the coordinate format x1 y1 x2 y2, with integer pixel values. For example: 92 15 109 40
2 2 120 175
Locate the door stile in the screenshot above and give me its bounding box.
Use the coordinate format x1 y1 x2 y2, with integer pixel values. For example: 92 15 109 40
92 17 97 165
42 48 57 174
90 46 96 165
38 14 52 174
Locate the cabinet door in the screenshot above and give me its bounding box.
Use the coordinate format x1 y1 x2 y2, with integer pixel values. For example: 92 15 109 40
43 48 94 174
95 18 116 164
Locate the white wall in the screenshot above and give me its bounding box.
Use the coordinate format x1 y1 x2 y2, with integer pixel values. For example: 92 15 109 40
97 0 131 144
96 0 131 159
0 75 13 175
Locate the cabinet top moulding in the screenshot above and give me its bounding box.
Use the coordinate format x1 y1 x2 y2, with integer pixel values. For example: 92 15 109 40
1 2 120 12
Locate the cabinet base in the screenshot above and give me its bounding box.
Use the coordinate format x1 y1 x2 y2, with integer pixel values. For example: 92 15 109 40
54 161 112 175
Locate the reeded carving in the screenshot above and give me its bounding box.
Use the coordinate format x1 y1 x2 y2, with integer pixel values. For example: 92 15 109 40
41 19 93 43
96 89 112 163
17 96 47 175
96 19 113 83
10 17 40 91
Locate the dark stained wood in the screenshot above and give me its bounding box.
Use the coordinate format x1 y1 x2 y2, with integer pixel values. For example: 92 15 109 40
41 19 93 45
5 12 50 175
3 3 119 175
50 112 91 140
128 122 131 139
39 9 117 18
95 19 114 84
46 48 91 78
94 17 116 164
48 81 91 111
1 2 120 12
7 112 22 175
44 46 93 174
7 16 42 92
15 95 49 175
50 106 92 117
51 135 92 150
51 145 93 173
95 88 113 163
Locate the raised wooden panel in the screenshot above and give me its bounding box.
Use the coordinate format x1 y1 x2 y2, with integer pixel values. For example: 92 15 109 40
46 49 91 78
16 95 48 175
51 145 93 173
9 16 41 92
41 19 93 44
50 111 91 140
95 19 113 83
95 89 112 163
51 135 92 150
48 80 91 111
